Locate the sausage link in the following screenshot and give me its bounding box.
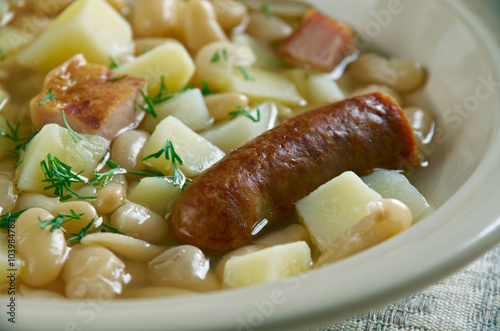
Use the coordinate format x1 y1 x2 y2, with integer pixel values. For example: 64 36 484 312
169 92 420 253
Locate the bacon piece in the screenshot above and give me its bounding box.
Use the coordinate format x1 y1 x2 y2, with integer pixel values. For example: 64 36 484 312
30 54 147 140
278 9 355 71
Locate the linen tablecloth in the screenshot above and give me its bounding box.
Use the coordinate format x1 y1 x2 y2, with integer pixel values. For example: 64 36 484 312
317 244 500 331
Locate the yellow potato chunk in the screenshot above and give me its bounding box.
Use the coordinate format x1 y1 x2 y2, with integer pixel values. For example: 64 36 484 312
128 177 182 217
362 169 431 222
227 67 305 106
142 116 225 177
18 0 133 71
114 40 195 95
142 88 212 133
15 123 109 195
222 241 312 288
296 171 382 251
201 102 277 153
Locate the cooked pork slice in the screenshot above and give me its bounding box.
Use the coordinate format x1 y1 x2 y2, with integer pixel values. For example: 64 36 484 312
279 9 355 72
30 54 147 140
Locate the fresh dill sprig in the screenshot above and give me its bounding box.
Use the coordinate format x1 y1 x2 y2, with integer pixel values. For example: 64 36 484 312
0 210 26 229
228 103 261 122
40 154 88 201
128 168 165 177
89 159 126 187
39 209 85 233
109 56 120 69
211 50 221 63
138 90 157 118
143 140 186 187
107 75 128 82
67 217 123 243
39 88 58 106
152 76 172 104
200 80 216 96
238 66 255 81
61 110 82 143
261 3 275 18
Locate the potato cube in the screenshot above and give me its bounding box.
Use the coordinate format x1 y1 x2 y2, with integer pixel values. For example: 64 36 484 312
222 241 312 288
15 123 109 194
114 40 195 95
296 171 382 251
127 177 182 217
227 67 305 106
142 116 225 177
287 69 344 104
142 88 211 133
201 102 277 153
18 0 133 71
362 169 431 222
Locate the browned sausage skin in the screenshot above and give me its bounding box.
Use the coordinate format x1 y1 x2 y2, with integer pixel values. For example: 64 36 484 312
169 92 420 253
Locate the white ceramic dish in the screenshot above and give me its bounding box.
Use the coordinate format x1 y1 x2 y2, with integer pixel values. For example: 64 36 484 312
5 0 500 330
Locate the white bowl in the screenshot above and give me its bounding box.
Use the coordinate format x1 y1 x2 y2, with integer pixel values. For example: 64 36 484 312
8 0 500 330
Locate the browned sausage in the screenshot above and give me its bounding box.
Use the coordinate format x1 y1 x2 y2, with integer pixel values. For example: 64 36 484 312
169 92 420 253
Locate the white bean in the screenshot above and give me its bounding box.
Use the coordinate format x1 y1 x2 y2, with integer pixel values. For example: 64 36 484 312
50 201 99 240
81 232 165 262
15 193 60 212
16 208 69 287
132 0 181 38
349 53 426 93
0 175 18 212
255 224 310 246
62 244 129 299
211 0 248 30
110 130 149 173
182 0 228 53
315 199 411 268
204 92 249 121
149 245 220 291
92 175 127 215
403 106 435 145
110 200 168 244
245 12 293 42
195 40 256 89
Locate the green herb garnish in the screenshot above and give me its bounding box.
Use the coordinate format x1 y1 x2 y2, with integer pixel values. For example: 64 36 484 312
138 90 157 117
39 88 58 106
229 103 261 122
89 159 126 187
109 56 120 69
61 110 82 143
238 66 255 81
0 48 5 61
211 50 221 63
0 210 26 229
40 154 87 201
143 140 186 187
128 169 165 177
39 209 85 233
261 3 274 18
152 76 172 104
107 75 128 82
200 80 216 96
67 217 123 243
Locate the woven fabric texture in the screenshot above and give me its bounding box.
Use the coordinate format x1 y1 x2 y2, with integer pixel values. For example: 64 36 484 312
316 244 500 331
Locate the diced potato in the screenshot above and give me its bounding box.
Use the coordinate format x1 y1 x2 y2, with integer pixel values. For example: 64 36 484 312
227 66 305 106
114 40 195 95
296 171 382 251
362 169 431 222
0 115 17 159
287 69 344 104
128 177 182 217
222 241 312 288
0 26 34 59
15 123 109 194
201 102 277 153
142 116 225 177
231 34 281 69
142 88 212 132
18 0 133 71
